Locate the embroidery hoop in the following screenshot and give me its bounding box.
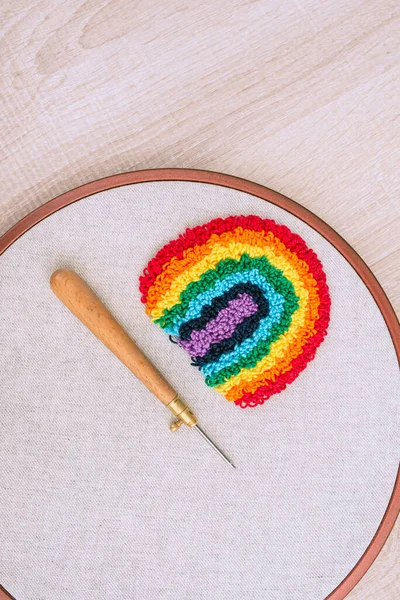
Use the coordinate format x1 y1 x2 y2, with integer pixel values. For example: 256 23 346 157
0 169 399 600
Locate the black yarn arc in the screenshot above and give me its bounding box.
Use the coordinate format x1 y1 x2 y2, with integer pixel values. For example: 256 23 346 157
179 283 270 367
179 281 268 340
192 286 269 366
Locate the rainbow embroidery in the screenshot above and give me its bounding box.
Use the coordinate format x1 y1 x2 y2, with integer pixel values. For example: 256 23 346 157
139 215 330 408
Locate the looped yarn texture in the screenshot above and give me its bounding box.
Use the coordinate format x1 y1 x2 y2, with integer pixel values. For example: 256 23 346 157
139 215 330 408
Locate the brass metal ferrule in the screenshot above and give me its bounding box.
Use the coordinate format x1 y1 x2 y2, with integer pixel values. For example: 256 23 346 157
167 396 198 431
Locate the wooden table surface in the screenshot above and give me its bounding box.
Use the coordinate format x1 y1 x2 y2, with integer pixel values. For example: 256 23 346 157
0 1 399 598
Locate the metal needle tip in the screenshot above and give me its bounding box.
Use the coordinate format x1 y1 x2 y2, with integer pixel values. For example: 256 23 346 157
193 424 236 469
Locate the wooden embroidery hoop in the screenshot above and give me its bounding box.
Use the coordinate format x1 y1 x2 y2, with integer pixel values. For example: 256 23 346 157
0 168 399 600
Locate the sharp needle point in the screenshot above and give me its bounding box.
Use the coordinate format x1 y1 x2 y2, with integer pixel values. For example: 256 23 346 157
193 424 236 469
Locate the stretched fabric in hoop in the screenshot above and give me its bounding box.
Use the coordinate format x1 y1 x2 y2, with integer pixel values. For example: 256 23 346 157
139 215 330 408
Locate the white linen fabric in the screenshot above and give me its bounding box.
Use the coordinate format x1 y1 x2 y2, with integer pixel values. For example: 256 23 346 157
0 181 399 600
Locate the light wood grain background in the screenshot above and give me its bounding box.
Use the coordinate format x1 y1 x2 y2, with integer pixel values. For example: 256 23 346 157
0 1 399 598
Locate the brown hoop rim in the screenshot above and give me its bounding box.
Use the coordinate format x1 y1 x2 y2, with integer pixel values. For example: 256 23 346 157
0 168 399 600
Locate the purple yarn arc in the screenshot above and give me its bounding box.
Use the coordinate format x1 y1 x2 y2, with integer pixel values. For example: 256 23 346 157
179 293 258 357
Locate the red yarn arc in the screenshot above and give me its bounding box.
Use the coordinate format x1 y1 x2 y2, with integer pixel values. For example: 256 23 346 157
140 215 331 408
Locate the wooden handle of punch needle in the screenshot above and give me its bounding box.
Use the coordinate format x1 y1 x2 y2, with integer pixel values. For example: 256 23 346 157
50 269 197 430
50 269 179 406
